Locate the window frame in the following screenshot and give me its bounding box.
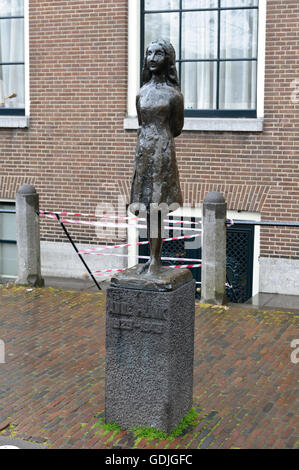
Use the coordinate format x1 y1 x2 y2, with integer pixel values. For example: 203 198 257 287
0 0 29 127
125 0 266 132
141 0 259 119
0 200 17 280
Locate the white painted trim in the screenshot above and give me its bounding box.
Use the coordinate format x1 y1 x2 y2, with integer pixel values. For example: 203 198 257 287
0 116 29 128
0 1 30 128
124 116 264 132
259 258 299 296
127 0 140 117
227 211 261 297
24 0 30 117
257 0 267 119
126 0 266 132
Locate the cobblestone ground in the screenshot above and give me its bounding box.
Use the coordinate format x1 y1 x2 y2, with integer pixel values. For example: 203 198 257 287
0 284 298 449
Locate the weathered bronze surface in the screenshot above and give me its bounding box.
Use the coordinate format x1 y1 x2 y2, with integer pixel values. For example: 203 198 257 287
112 39 187 289
130 39 184 212
111 264 192 292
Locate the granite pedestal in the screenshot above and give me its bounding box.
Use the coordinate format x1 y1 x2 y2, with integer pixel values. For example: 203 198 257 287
105 266 195 434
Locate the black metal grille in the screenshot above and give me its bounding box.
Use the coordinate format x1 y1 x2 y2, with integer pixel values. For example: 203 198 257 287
138 221 254 303
161 239 186 266
138 216 202 297
226 224 254 303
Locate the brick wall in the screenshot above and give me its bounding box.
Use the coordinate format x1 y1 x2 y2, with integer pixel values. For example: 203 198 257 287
0 0 298 258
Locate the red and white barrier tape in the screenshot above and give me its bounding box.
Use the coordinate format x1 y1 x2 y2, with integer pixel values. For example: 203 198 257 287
78 232 201 254
40 210 138 221
38 210 233 287
171 264 202 269
39 210 201 225
95 268 125 274
78 251 201 262
39 212 201 232
40 212 142 229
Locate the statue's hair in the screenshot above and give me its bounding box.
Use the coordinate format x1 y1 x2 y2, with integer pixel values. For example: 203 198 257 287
142 39 180 88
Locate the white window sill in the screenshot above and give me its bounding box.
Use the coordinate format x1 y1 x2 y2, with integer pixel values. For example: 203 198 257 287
0 116 29 128
124 116 264 132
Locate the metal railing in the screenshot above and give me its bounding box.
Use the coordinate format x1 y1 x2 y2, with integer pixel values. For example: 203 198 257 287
226 219 299 227
0 209 16 214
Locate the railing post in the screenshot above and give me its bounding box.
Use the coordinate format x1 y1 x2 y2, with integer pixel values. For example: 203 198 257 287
201 191 227 305
15 185 44 287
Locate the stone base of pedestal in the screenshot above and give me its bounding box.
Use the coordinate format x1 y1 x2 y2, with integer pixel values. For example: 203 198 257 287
105 276 195 434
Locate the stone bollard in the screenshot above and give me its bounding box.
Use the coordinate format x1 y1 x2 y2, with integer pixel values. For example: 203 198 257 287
15 185 44 287
201 191 227 305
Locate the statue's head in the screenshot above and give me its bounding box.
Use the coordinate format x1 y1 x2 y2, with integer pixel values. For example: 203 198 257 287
142 39 179 88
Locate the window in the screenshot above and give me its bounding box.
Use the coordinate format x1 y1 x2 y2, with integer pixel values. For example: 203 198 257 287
0 0 25 116
141 0 259 118
0 202 17 279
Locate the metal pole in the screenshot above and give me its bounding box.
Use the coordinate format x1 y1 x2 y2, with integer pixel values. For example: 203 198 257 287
226 219 299 227
54 213 102 291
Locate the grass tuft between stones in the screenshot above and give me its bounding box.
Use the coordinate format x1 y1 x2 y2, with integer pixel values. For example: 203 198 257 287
94 408 200 442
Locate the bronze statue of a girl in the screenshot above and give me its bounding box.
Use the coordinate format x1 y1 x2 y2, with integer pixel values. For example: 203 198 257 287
130 39 184 276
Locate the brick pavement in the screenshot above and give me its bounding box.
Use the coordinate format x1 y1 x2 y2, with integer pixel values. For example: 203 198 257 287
0 284 298 449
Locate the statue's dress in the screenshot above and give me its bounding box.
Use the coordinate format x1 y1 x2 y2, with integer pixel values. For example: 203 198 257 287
130 81 184 210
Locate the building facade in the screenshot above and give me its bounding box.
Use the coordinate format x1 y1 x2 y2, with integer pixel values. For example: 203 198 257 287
0 0 298 297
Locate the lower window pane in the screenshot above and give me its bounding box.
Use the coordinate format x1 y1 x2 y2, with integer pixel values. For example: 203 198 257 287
0 204 17 278
144 13 180 57
0 243 17 278
0 211 16 240
181 61 217 110
0 64 24 109
219 60 257 110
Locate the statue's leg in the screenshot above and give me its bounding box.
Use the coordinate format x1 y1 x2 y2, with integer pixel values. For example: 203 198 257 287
148 210 163 273
137 210 163 274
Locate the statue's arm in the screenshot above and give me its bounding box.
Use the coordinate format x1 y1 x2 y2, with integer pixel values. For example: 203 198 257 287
170 92 184 138
136 94 142 129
